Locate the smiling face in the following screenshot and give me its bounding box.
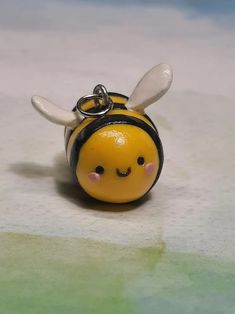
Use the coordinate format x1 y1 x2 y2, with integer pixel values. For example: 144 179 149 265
76 124 160 203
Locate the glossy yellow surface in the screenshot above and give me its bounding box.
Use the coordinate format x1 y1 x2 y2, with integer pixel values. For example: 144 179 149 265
66 108 155 164
76 124 159 203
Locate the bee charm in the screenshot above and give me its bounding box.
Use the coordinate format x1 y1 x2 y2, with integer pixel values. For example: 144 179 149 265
32 63 173 203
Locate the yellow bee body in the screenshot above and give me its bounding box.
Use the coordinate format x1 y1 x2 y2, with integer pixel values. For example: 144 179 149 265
32 63 172 204
64 93 163 203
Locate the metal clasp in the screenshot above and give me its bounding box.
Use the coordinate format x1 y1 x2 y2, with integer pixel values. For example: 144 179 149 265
76 84 113 117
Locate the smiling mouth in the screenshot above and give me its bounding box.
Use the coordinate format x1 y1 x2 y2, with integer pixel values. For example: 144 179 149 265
116 167 131 177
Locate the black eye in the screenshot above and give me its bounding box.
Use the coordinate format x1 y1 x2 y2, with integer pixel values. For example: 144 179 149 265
95 166 104 174
137 156 145 165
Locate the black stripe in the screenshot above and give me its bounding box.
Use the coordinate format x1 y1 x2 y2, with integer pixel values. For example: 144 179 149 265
64 127 74 150
70 114 164 195
112 103 127 110
64 103 127 150
108 92 129 101
108 92 128 109
143 114 158 133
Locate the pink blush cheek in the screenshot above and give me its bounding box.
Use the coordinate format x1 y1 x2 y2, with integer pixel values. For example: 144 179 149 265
145 163 155 175
88 172 101 183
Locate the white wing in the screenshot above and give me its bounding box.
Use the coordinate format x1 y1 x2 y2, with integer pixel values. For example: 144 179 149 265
126 63 173 113
31 95 83 128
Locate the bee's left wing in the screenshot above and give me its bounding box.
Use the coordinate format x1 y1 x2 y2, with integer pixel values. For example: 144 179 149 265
126 63 173 113
31 95 83 128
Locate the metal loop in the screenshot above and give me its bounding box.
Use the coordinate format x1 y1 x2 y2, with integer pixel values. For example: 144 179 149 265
93 84 111 107
76 85 113 118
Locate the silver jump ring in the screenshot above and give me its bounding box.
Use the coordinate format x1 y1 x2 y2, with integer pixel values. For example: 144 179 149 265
76 94 112 117
93 84 111 107
76 85 113 117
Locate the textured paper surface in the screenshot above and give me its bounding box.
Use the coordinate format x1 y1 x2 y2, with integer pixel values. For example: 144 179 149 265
0 1 235 312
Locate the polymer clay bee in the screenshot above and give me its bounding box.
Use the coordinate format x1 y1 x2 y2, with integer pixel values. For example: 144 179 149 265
32 63 173 203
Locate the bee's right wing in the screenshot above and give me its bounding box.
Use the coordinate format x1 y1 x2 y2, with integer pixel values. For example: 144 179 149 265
31 95 83 128
126 63 173 113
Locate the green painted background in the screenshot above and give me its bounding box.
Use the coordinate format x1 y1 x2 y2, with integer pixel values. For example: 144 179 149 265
1 233 235 314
